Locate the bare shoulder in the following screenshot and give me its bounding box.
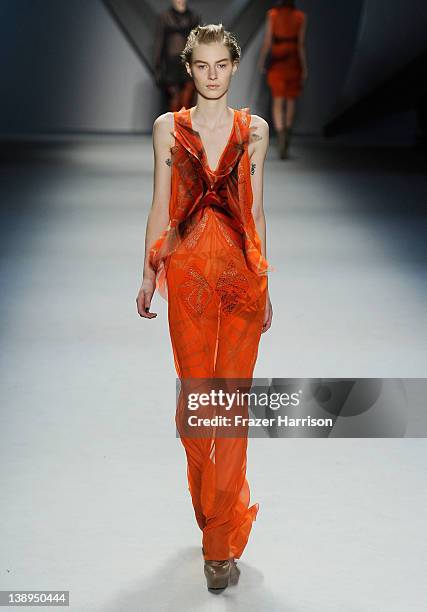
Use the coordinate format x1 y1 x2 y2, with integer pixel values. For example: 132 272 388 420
153 111 174 134
152 112 174 150
250 114 269 134
249 114 269 145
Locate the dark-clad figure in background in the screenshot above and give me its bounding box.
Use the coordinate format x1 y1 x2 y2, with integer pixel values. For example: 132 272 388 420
258 0 308 159
153 0 201 111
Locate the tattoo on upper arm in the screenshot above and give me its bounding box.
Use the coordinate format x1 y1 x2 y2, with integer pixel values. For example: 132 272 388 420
165 158 172 167
251 162 256 175
249 125 263 144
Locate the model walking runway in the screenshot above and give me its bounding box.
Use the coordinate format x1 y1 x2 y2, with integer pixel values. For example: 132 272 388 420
137 23 274 591
152 106 269 562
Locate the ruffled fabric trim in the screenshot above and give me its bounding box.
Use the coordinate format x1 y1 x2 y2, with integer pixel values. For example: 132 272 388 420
148 222 180 301
243 226 276 276
172 108 243 181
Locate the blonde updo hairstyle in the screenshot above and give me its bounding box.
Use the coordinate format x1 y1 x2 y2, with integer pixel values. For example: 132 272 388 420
180 23 241 67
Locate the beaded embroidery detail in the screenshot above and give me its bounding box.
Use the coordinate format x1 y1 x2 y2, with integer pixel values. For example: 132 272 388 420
215 260 250 315
178 265 213 316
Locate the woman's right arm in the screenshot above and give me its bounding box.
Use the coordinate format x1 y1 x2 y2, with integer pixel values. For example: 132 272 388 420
257 12 273 73
136 113 173 319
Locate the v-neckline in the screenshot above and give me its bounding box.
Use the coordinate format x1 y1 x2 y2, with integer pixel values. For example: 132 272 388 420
188 107 236 175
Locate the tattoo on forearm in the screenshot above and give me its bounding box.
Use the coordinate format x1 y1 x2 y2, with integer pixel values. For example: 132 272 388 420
251 162 256 175
165 158 172 167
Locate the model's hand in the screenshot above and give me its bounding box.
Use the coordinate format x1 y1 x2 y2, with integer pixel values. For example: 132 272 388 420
262 291 272 333
136 275 157 319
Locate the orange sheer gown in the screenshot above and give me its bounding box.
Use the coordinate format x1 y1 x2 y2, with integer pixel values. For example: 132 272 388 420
266 7 305 99
149 106 274 561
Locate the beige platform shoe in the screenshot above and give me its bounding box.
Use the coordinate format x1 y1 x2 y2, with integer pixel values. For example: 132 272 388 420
202 547 240 591
204 559 232 591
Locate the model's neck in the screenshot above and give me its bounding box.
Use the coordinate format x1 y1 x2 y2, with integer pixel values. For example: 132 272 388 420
191 97 232 127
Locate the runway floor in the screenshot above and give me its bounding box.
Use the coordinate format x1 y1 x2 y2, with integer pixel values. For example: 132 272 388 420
0 134 426 610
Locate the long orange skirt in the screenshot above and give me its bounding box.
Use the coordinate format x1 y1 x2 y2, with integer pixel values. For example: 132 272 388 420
166 206 267 561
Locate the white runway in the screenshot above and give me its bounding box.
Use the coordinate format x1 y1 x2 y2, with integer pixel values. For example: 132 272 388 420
0 134 426 611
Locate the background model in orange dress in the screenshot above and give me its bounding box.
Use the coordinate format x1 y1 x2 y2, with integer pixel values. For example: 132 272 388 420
148 106 274 562
258 0 308 159
266 4 306 99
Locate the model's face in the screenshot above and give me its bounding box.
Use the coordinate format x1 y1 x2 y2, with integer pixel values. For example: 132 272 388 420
186 42 238 99
171 0 186 11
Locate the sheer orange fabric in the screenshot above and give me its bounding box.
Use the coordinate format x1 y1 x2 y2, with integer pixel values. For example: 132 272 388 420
149 106 274 561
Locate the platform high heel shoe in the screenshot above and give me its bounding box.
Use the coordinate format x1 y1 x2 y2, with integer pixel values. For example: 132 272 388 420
204 559 232 591
202 548 241 591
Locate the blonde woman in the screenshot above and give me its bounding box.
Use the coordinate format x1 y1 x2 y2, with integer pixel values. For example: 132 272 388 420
137 24 273 592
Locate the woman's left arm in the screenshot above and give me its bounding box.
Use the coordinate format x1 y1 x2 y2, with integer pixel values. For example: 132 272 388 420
257 12 273 73
250 116 273 332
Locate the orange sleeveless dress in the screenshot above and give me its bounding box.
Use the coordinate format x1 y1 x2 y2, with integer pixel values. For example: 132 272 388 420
267 7 305 99
148 106 274 561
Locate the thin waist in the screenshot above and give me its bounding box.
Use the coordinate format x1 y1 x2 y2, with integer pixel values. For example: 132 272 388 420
178 204 244 249
184 202 242 230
